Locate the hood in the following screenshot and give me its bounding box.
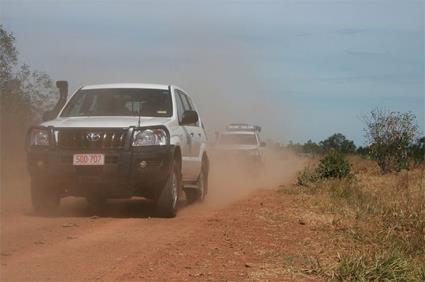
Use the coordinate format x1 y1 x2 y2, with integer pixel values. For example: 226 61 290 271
41 116 171 128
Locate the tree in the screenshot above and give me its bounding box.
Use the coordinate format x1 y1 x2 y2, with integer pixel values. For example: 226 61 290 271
363 108 418 173
287 141 304 154
0 25 56 170
1 25 57 119
356 146 369 156
15 64 57 119
320 133 356 154
303 139 322 156
409 136 425 166
0 25 17 84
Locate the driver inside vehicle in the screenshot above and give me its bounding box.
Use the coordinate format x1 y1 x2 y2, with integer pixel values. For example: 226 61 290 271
97 95 133 116
140 95 170 117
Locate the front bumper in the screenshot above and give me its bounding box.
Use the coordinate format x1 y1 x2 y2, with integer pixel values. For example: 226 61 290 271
214 150 262 163
27 146 174 198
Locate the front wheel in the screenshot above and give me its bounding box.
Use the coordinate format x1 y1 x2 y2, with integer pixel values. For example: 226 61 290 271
86 195 106 214
31 177 60 214
156 159 181 218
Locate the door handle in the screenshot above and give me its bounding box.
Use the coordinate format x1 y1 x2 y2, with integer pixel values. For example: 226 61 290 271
198 133 201 137
190 132 194 136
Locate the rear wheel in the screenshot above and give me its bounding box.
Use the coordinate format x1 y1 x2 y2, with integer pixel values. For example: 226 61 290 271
186 169 207 204
186 159 209 204
31 177 60 214
156 159 181 218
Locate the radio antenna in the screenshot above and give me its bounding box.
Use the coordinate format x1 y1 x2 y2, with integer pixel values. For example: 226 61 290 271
137 101 142 128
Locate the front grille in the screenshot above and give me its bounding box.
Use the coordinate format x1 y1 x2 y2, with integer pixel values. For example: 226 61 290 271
135 158 163 168
56 128 128 150
75 166 103 176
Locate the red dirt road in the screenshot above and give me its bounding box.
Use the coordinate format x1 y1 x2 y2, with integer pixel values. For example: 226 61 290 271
1 156 321 281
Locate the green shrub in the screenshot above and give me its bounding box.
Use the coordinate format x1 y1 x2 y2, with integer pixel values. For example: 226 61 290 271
297 151 351 186
316 150 351 179
297 166 319 186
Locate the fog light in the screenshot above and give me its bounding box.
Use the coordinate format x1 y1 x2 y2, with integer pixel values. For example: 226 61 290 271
139 161 147 169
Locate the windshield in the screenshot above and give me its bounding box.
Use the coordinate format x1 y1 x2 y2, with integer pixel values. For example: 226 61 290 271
61 88 172 117
219 133 258 145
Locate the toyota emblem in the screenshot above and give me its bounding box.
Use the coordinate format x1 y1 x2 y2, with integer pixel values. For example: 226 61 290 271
86 132 101 142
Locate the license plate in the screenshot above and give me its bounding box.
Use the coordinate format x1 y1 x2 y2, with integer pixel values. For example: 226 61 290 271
73 154 105 166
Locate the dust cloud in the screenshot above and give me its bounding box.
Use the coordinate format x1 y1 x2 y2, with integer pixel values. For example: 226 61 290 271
1 1 301 216
137 40 294 143
0 127 32 216
203 149 305 209
163 23 302 208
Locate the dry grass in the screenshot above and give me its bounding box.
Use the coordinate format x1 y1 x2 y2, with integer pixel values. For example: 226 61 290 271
290 155 425 281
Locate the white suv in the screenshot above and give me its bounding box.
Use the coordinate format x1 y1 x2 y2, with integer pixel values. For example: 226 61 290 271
215 123 265 172
26 82 209 217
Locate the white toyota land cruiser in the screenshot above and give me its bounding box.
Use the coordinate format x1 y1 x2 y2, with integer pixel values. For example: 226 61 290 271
215 123 265 173
26 82 209 217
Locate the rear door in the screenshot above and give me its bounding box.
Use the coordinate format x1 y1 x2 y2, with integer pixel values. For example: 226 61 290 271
175 90 199 181
178 91 202 158
174 89 191 160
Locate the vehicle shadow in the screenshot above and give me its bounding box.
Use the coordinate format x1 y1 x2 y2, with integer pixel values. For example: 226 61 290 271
27 197 187 219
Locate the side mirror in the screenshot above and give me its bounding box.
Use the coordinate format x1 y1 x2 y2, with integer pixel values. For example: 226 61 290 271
42 110 55 121
181 110 198 125
260 142 266 147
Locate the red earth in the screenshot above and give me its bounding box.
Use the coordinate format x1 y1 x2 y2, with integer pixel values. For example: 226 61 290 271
1 154 326 281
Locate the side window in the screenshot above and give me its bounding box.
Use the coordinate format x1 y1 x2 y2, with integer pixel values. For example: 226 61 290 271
177 90 190 110
67 95 85 116
175 90 185 124
178 90 199 127
182 94 194 110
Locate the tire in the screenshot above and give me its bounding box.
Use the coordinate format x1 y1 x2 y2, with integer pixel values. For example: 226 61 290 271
186 168 207 204
186 156 209 204
31 177 60 214
156 159 181 218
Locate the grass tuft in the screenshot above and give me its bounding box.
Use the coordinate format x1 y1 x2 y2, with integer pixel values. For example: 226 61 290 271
334 251 416 282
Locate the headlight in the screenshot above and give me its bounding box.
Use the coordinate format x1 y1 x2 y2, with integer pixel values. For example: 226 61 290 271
132 128 168 146
30 129 50 146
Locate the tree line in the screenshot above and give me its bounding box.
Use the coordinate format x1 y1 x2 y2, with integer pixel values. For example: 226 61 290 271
285 110 424 173
286 133 356 155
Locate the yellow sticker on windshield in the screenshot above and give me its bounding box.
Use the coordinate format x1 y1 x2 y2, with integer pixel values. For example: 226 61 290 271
157 110 167 114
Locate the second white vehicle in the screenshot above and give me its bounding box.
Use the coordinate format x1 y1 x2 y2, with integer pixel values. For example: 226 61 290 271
215 123 265 172
26 82 209 217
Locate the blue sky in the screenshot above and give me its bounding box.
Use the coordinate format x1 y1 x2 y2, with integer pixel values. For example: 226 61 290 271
2 0 424 144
